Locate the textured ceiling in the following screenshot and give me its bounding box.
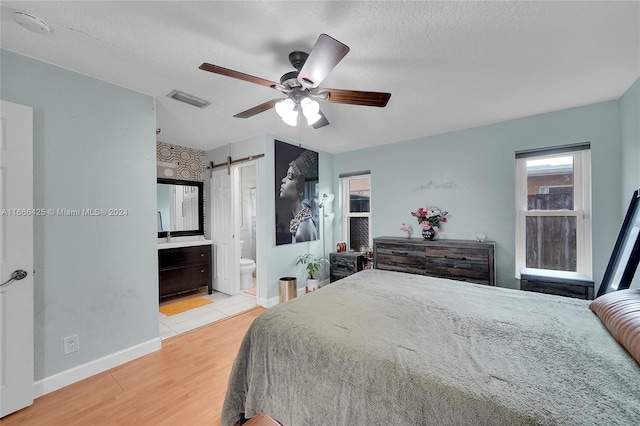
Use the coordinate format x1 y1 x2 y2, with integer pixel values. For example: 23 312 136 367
1 1 638 154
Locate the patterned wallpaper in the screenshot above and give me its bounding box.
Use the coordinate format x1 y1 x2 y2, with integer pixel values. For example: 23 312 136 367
156 141 206 181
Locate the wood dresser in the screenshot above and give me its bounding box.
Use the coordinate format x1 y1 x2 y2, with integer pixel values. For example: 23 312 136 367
158 244 212 300
373 236 495 285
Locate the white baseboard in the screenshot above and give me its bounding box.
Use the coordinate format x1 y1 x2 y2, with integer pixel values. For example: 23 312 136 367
262 295 281 308
33 337 161 398
257 296 272 308
260 281 331 308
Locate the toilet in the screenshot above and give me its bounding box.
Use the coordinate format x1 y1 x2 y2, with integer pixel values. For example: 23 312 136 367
240 258 256 290
239 241 256 290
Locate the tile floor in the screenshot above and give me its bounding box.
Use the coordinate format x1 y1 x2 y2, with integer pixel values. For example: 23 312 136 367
159 288 258 340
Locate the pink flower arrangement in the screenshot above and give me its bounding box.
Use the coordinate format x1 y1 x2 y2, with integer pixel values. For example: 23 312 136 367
411 207 448 233
400 223 412 232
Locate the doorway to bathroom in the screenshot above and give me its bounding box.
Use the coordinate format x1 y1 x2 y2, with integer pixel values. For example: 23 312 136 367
159 159 262 340
210 158 263 300
237 162 259 297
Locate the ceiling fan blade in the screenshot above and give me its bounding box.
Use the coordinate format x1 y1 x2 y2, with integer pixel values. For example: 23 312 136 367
233 98 282 119
297 34 350 89
200 63 279 89
320 89 391 107
312 110 330 129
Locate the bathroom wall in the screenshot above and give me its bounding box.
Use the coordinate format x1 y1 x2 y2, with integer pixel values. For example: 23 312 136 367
156 141 208 237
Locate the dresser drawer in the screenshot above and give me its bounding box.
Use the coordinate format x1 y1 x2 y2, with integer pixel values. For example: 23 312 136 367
520 268 594 300
330 253 365 283
424 246 492 284
331 255 359 272
331 270 355 282
375 241 427 275
521 279 593 299
159 245 211 269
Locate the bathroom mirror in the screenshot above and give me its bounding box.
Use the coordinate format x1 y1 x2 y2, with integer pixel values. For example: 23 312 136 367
157 178 204 237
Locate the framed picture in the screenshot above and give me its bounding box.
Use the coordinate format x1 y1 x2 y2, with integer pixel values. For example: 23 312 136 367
274 140 319 245
597 188 640 297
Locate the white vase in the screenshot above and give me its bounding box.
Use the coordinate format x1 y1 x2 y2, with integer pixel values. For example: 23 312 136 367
307 278 320 292
401 230 410 238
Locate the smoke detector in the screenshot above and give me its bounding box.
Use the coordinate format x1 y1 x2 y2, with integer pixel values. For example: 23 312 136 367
13 11 51 34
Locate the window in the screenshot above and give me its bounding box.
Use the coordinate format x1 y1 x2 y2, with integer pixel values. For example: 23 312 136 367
341 173 371 252
515 145 591 277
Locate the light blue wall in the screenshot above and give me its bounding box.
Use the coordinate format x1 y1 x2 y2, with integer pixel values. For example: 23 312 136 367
333 101 622 291
206 134 333 300
620 78 640 204
620 77 640 289
1 50 158 380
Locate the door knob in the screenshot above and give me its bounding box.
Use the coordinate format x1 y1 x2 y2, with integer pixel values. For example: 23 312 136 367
1 269 28 287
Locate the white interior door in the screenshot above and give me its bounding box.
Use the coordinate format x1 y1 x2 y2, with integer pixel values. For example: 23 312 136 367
211 168 239 295
0 101 34 417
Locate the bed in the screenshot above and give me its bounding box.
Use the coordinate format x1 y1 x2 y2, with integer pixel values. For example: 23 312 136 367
222 269 640 425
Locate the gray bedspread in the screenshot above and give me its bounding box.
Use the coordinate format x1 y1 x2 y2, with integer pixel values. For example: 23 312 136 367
221 269 640 425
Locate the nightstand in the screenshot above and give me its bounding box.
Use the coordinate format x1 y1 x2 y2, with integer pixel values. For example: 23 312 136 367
329 252 365 283
520 268 594 300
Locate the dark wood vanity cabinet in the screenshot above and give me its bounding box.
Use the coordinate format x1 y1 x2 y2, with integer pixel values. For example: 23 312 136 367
373 237 495 285
158 245 212 299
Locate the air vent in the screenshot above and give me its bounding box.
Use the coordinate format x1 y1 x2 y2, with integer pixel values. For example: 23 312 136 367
166 90 211 109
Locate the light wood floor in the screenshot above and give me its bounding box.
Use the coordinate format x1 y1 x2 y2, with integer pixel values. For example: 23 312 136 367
2 307 265 426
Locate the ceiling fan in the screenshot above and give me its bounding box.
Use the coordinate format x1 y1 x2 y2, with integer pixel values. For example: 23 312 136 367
199 34 391 129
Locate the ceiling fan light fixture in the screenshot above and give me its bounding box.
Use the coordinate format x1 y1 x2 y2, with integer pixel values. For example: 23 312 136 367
304 112 321 126
300 97 321 126
281 111 298 126
275 98 298 126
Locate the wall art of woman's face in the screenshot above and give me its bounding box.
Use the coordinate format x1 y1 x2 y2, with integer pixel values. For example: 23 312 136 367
274 140 319 245
279 166 299 199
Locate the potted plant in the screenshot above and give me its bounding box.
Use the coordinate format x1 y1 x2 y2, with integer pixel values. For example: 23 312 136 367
296 253 329 292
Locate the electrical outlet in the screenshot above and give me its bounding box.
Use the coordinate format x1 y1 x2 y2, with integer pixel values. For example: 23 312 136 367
63 335 79 355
